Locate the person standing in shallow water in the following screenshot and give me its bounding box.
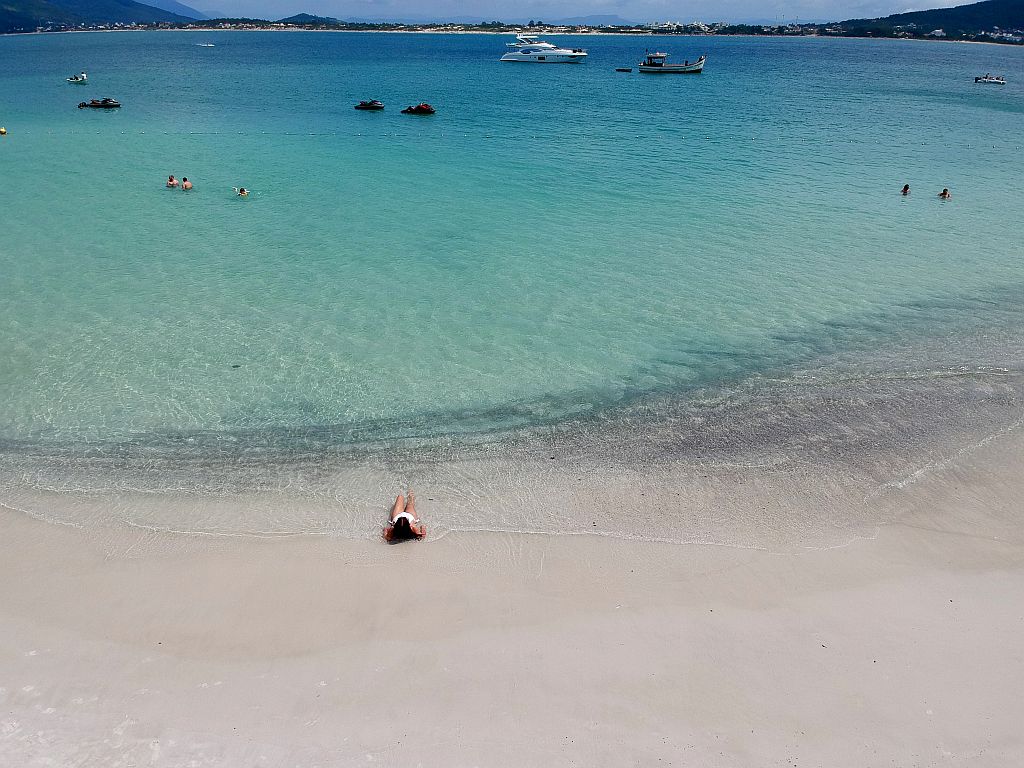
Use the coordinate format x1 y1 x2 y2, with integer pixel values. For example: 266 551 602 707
383 492 426 542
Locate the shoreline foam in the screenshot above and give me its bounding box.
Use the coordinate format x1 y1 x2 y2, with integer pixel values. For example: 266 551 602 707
3 335 1021 550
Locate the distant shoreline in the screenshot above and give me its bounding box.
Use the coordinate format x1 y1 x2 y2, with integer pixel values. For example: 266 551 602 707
1 26 1020 47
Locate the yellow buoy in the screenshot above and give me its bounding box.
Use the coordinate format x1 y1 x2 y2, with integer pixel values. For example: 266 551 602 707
0 127 7 136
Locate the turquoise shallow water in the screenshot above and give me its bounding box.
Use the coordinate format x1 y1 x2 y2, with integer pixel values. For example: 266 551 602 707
1 32 1023 537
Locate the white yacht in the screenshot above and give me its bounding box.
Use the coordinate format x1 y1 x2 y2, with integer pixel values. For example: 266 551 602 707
500 34 587 63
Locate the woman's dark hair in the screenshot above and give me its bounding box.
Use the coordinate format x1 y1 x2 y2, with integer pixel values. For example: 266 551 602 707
390 516 424 541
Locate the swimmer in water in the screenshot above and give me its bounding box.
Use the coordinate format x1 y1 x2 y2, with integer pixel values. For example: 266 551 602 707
234 187 249 197
901 184 910 196
167 175 179 188
938 188 951 199
181 177 193 191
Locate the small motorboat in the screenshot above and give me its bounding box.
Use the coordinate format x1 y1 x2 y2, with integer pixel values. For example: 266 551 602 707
401 103 435 115
78 98 121 109
355 100 385 111
67 72 88 83
638 52 706 74
975 74 1006 85
615 67 632 72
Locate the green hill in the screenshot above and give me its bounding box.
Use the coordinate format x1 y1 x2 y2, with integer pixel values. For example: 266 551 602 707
276 13 340 24
842 0 1024 35
0 0 192 32
143 0 204 19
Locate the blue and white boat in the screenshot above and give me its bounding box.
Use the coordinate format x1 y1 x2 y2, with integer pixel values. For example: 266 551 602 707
638 52 706 74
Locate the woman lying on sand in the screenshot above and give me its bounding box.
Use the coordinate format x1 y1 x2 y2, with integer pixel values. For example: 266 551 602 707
384 492 426 542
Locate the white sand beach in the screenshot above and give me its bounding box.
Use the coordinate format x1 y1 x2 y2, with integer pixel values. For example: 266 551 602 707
2 424 1022 766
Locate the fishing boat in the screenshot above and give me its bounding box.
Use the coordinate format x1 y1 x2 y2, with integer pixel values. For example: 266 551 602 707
975 74 1006 85
354 100 385 110
78 98 120 109
638 52 706 74
500 34 587 63
67 72 88 84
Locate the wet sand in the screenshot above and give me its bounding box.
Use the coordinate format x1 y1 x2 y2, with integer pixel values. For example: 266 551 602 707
2 425 1022 766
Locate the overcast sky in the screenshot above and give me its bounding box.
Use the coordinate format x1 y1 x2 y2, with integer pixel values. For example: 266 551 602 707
197 0 968 24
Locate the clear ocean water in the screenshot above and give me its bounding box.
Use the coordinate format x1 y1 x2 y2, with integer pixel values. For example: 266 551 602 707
1 31 1022 539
